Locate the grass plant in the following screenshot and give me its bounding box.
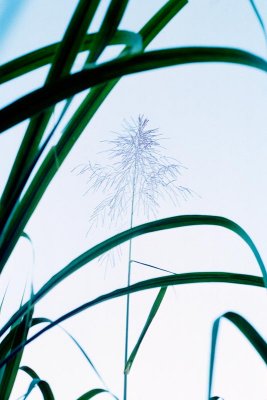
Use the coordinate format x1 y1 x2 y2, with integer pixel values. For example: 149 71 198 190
0 0 266 399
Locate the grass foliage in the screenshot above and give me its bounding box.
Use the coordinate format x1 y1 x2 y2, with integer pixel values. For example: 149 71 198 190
0 0 266 399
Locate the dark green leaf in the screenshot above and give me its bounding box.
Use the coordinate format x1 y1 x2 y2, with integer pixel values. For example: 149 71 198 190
0 31 142 85
125 287 167 374
0 214 266 340
1 47 266 134
0 271 263 369
208 312 267 399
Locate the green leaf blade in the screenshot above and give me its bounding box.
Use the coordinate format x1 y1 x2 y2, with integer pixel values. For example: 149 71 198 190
0 271 263 370
125 287 167 374
208 312 267 399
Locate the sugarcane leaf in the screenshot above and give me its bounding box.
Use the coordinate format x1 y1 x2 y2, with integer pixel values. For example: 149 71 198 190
1 47 266 135
208 312 267 399
125 287 167 374
0 270 264 369
0 30 142 85
24 214 267 292
0 214 266 341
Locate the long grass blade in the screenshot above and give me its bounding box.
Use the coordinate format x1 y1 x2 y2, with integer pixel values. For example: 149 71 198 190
1 47 266 134
0 0 188 273
23 215 267 291
0 271 263 369
124 287 167 374
0 214 265 339
0 30 142 85
20 365 55 400
208 312 267 399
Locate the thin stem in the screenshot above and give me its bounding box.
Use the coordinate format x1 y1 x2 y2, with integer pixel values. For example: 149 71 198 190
123 148 137 400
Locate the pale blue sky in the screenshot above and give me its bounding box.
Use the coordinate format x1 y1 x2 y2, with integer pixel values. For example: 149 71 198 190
0 1 267 399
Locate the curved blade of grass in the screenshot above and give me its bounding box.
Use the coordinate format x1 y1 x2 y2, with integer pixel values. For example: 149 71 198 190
0 214 266 338
86 0 129 64
0 271 263 370
124 287 167 374
208 311 267 399
0 30 142 85
20 365 54 400
1 47 266 134
76 389 111 400
0 0 188 273
0 0 101 219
